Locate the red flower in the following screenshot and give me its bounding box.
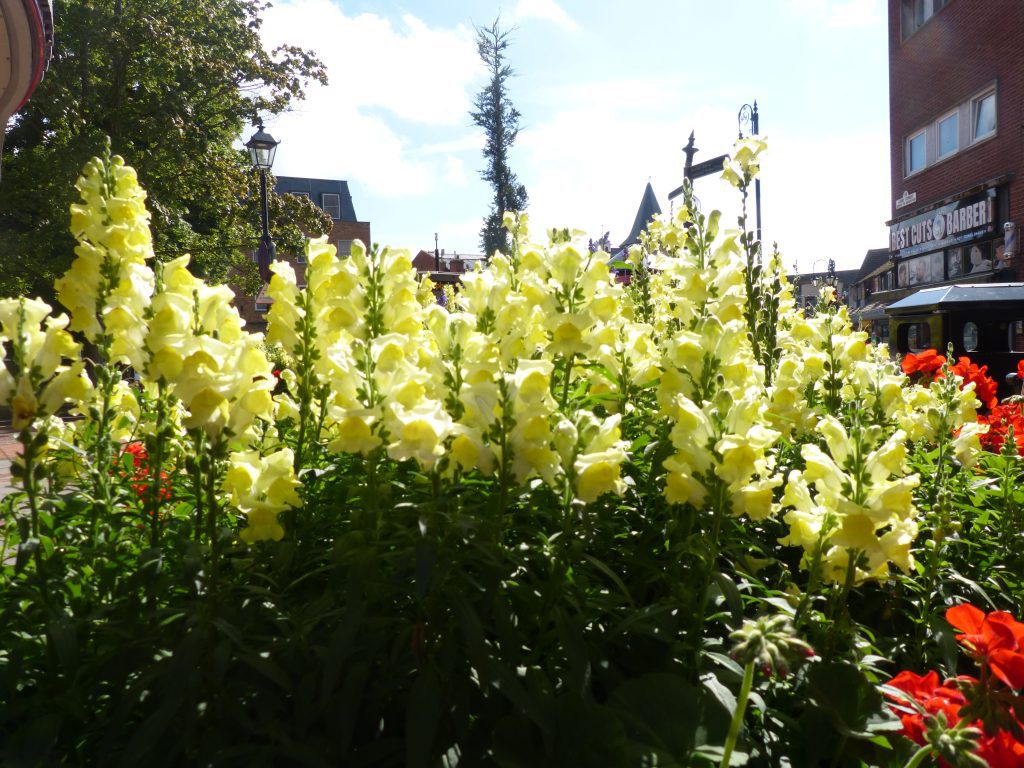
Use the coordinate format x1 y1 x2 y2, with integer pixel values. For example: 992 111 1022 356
977 402 1024 455
947 604 1024 690
884 669 967 745
977 730 1024 768
902 349 946 377
124 441 148 467
116 443 172 503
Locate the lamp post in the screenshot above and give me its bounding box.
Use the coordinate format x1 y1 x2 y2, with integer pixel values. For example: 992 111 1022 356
737 101 762 244
811 258 837 285
246 122 280 283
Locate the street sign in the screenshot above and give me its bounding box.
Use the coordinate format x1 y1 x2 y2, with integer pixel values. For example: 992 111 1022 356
686 154 728 180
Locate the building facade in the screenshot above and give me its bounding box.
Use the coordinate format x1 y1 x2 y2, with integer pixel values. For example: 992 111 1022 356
877 0 1023 325
236 176 372 331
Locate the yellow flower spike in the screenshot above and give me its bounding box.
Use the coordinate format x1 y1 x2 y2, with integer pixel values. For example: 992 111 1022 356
731 475 783 521
817 417 852 465
239 506 286 544
512 359 554 405
228 448 301 544
384 401 452 470
549 243 584 287
952 422 987 468
58 155 157 346
800 443 846 495
575 448 627 503
714 435 761 488
879 518 918 573
865 475 920 523
547 314 591 358
865 432 909 481
664 464 708 507
459 380 500 429
39 364 93 416
553 417 578 465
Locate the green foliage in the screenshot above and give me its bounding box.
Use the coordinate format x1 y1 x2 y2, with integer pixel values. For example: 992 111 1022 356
6 143 1024 768
0 0 330 300
470 18 529 258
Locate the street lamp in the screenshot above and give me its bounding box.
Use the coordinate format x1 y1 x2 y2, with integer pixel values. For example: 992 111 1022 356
811 258 837 286
245 122 279 283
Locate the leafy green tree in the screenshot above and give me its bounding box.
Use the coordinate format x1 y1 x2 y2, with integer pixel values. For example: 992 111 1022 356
470 18 528 258
0 0 330 300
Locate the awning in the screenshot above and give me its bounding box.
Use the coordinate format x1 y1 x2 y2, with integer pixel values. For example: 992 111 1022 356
852 302 888 321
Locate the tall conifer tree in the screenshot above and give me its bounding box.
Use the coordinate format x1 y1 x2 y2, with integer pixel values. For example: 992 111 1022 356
470 18 528 257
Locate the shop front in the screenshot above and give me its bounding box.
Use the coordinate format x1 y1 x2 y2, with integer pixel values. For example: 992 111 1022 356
888 184 1011 289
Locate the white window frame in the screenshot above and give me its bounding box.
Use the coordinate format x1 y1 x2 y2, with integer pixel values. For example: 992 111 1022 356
902 0 949 40
321 193 342 219
291 191 310 199
972 90 996 143
936 110 958 160
905 129 927 177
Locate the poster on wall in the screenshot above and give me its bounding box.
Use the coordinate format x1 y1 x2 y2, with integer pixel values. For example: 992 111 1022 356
966 242 993 274
947 248 963 278
907 254 932 285
898 261 909 287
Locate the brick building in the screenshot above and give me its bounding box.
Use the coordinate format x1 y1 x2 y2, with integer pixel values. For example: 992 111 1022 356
875 0 1024 328
236 176 371 331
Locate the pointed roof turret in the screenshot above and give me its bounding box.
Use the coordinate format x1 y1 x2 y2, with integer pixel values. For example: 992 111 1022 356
618 181 662 249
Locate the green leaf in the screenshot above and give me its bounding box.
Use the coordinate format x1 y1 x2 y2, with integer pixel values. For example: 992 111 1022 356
806 662 899 739
700 671 737 718
405 668 442 768
608 673 730 761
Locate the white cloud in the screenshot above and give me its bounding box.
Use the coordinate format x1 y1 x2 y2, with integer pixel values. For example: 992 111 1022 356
760 130 891 272
787 0 882 28
829 0 882 28
511 0 578 31
442 155 468 186
257 1 483 196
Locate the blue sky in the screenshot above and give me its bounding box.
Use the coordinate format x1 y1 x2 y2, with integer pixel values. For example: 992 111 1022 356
259 0 890 272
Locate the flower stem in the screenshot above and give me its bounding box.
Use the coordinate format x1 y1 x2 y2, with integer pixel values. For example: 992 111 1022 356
720 659 755 768
901 744 933 768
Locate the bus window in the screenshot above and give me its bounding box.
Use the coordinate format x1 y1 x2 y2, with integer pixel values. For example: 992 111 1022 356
1010 320 1024 352
907 322 931 352
963 321 979 352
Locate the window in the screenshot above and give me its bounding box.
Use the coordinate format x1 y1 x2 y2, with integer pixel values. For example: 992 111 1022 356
937 112 958 159
904 86 995 175
321 193 341 219
907 322 931 353
291 191 310 199
255 303 270 314
337 239 353 256
902 0 950 40
973 92 996 141
906 131 926 175
1010 321 1024 353
963 321 979 352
